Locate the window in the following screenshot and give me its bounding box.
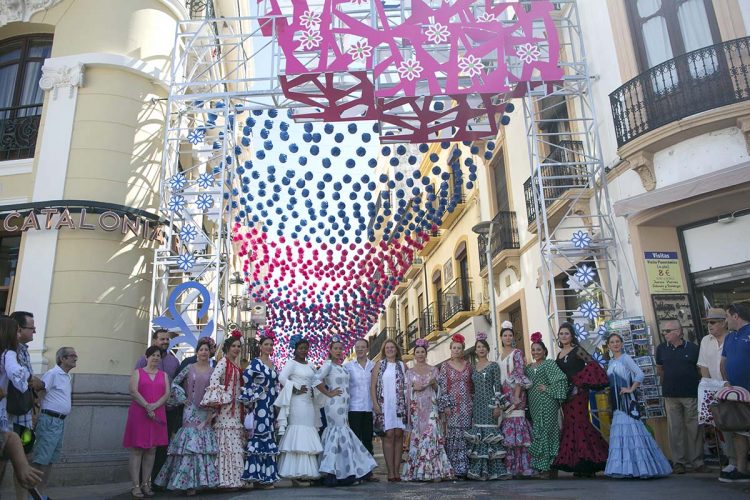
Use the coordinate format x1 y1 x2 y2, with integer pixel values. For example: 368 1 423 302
0 234 21 314
626 0 721 88
491 150 509 215
0 35 52 161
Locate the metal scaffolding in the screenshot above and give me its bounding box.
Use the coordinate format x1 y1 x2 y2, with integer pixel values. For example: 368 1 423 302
523 0 625 347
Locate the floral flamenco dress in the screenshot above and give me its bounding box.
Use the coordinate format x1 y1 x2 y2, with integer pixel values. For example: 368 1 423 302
438 362 473 477
401 367 453 481
553 346 609 475
605 354 671 478
201 357 245 488
317 360 377 485
239 358 280 486
466 362 511 480
526 359 568 473
498 349 534 477
155 364 219 492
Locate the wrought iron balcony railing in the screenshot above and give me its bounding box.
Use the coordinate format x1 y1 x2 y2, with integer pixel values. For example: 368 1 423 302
609 36 750 147
369 326 393 358
406 318 419 351
523 140 587 224
419 303 442 336
0 104 42 161
441 277 473 324
478 211 520 270
186 0 215 18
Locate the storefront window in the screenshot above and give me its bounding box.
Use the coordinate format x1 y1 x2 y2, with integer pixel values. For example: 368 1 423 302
0 235 21 314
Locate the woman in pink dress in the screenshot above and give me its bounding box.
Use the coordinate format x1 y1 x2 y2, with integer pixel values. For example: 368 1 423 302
123 345 170 498
402 339 453 482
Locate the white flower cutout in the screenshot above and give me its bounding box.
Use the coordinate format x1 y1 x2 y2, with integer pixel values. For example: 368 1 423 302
177 253 196 272
179 224 198 243
169 173 187 191
425 22 450 44
575 264 595 285
397 57 423 82
349 0 368 4
571 230 592 249
299 10 321 30
347 39 372 62
196 172 215 189
516 43 542 64
477 12 496 22
297 29 323 51
458 55 485 77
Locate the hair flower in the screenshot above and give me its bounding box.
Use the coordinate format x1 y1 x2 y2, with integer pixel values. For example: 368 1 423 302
475 332 487 341
451 333 465 344
530 331 543 343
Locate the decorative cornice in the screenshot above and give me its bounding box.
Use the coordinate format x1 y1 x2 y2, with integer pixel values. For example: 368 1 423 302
39 62 85 99
628 151 656 192
0 0 65 27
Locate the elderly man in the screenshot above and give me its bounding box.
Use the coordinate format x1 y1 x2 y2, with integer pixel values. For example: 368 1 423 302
719 302 750 483
698 308 734 473
656 320 706 474
32 347 77 497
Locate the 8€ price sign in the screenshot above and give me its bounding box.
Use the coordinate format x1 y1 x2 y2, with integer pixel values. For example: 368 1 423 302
644 252 685 294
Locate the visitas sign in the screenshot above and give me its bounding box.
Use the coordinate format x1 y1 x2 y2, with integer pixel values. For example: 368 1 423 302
2 207 164 242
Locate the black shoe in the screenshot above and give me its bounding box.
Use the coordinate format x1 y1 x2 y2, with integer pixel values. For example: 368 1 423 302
719 470 750 483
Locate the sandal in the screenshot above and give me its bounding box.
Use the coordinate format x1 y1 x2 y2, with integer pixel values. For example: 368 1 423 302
131 486 145 499
141 481 155 497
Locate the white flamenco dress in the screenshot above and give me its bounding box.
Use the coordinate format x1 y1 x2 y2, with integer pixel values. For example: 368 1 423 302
316 361 377 484
275 359 324 479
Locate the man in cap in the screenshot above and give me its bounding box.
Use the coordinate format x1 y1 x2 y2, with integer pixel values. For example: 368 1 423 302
698 308 733 474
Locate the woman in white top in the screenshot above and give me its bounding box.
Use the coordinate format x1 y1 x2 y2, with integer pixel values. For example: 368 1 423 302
274 335 323 482
0 315 30 433
370 339 407 482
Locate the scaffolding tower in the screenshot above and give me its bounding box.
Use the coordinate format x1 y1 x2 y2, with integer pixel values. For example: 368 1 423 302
523 0 625 348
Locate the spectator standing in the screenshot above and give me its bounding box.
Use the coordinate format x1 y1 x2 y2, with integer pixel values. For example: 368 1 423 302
123 346 170 498
178 337 217 372
135 328 180 485
656 320 706 474
32 347 77 497
697 308 734 473
719 302 750 483
343 338 376 459
8 311 43 500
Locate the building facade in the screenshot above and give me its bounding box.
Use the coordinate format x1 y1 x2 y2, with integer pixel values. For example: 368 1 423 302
0 0 244 486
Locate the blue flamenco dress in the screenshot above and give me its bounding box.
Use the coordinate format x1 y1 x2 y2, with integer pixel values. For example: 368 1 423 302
239 358 280 485
605 354 671 478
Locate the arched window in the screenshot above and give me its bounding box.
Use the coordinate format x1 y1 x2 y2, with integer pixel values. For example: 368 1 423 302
0 35 52 161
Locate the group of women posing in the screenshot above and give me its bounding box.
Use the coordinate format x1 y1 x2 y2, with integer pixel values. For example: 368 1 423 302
382 322 672 482
124 321 673 497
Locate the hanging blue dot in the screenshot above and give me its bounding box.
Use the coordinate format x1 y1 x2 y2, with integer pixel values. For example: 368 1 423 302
303 122 313 133
304 171 313 181
484 151 493 160
389 157 399 166
298 156 308 166
322 157 332 168
430 153 439 162
368 158 377 168
289 143 299 153
356 147 366 157
345 159 356 168
501 115 511 125
268 109 278 118
302 132 312 143
310 145 319 155
334 133 344 143
361 133 371 143
331 147 341 157
323 173 332 182
256 151 266 160
434 101 444 111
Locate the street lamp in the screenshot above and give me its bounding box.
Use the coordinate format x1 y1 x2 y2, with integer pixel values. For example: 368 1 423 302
472 221 499 360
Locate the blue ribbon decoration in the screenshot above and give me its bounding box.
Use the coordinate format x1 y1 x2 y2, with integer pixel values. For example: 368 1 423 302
153 281 214 349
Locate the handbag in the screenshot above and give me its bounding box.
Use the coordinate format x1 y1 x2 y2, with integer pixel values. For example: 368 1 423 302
13 423 35 454
710 400 750 432
7 383 34 416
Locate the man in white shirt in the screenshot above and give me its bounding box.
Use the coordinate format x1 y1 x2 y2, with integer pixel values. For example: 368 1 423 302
344 338 379 481
697 308 735 473
32 346 76 496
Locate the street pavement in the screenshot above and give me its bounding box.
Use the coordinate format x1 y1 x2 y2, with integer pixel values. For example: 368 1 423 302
41 471 749 500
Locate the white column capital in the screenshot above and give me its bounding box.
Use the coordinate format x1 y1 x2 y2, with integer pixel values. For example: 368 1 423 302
39 62 85 99
0 0 65 27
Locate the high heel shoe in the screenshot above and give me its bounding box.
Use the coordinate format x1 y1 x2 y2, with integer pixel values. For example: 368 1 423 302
131 486 144 499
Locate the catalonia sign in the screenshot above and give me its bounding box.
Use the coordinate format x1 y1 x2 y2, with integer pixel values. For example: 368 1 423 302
2 206 164 242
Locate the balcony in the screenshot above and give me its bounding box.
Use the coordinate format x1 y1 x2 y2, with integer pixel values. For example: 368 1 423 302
406 318 419 352
395 329 404 353
478 211 520 273
392 275 409 295
403 254 424 281
419 302 443 337
186 0 215 18
610 36 750 148
523 140 589 227
440 184 467 229
441 278 474 329
0 105 42 161
369 326 393 359
417 228 443 257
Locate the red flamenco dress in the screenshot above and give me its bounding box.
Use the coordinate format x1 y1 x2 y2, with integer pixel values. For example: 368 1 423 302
552 346 609 475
